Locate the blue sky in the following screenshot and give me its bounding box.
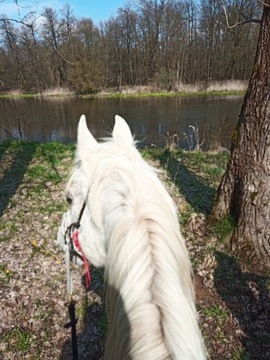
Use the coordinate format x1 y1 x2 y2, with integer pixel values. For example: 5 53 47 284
0 0 129 25
58 0 129 23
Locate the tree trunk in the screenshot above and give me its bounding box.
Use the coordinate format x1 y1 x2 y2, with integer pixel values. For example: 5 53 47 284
212 3 270 269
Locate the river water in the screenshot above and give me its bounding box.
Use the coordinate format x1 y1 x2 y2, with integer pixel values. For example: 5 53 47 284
0 95 243 149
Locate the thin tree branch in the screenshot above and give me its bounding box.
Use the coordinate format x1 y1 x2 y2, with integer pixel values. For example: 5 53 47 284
52 45 82 66
0 16 33 27
222 4 260 29
258 0 270 7
258 0 270 8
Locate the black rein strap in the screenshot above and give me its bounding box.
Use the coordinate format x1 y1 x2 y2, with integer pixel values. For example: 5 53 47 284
64 301 78 360
64 201 86 360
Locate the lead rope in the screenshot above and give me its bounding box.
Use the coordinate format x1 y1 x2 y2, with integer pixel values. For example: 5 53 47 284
72 230 91 289
63 201 91 360
64 242 78 360
64 242 73 296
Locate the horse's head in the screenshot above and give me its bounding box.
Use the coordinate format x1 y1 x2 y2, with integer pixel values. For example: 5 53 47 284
57 114 139 268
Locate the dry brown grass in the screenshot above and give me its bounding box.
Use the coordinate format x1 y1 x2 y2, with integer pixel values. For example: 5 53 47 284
175 80 247 93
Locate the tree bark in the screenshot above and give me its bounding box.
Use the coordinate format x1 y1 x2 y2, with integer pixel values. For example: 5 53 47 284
212 3 270 269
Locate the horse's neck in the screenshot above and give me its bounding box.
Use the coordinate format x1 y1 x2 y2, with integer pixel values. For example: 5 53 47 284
104 168 191 292
103 169 206 359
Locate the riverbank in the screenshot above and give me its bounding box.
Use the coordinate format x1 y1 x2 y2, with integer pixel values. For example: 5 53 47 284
0 81 247 99
0 142 269 359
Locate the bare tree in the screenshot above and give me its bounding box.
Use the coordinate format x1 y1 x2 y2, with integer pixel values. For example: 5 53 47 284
0 0 261 92
70 18 104 93
42 7 66 87
212 0 270 270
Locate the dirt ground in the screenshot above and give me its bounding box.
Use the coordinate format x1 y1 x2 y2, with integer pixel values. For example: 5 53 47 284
0 143 269 359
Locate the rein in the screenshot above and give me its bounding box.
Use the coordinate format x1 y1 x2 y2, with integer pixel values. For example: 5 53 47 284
64 201 91 289
64 201 91 360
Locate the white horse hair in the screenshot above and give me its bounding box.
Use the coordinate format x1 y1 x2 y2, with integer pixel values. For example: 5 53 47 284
58 115 207 359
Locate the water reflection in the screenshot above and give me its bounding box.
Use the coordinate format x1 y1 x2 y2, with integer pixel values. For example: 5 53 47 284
0 95 242 149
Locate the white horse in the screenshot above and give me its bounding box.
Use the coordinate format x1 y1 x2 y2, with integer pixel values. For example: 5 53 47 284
58 115 207 360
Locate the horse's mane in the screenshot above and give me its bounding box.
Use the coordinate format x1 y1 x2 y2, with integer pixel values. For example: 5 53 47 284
87 138 206 359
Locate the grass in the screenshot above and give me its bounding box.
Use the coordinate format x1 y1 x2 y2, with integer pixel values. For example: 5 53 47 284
0 264 15 283
97 81 246 98
75 298 89 318
232 348 251 360
0 93 36 98
97 310 108 335
143 148 229 215
0 81 246 99
24 142 73 187
200 305 228 322
5 326 33 353
0 221 19 242
0 90 245 100
30 237 60 262
143 148 229 186
33 142 74 169
210 216 236 244
91 89 244 100
177 150 229 184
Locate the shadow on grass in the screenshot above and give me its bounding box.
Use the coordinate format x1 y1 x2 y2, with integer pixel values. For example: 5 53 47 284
0 141 36 217
156 149 215 214
214 251 270 359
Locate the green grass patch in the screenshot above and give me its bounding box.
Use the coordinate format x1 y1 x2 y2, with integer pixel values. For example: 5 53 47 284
0 93 36 98
97 309 108 335
142 148 228 214
76 297 89 319
27 164 62 184
0 222 18 236
5 326 33 352
35 142 75 162
38 203 66 215
211 216 236 244
26 142 74 185
232 347 250 360
0 141 74 219
27 164 48 178
142 148 229 189
200 304 228 323
178 150 229 185
0 264 15 283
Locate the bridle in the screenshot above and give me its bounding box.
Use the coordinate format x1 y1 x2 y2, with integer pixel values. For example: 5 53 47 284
64 200 91 289
64 201 86 263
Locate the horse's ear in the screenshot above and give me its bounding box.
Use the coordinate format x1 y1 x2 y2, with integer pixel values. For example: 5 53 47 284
77 115 99 156
113 115 133 146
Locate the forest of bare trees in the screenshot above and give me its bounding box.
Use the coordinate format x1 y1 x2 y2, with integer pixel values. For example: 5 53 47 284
0 0 261 94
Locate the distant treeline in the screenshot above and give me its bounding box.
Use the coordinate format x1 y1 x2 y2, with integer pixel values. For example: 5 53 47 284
0 0 261 94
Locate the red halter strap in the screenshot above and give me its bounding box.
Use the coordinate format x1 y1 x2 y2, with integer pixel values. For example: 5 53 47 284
72 230 91 289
